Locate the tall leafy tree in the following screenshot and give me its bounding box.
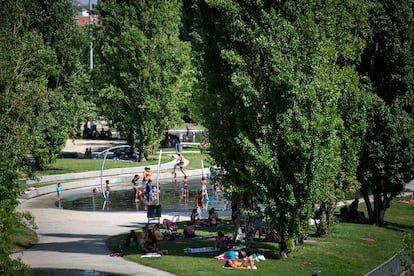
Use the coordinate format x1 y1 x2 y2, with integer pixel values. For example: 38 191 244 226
193 0 369 255
0 0 88 271
0 0 55 273
357 0 414 226
94 0 192 160
26 0 91 169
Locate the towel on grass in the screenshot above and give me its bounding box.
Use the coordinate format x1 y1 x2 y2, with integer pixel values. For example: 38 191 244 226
184 247 219 253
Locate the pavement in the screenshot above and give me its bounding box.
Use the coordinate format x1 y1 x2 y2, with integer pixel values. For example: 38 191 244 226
13 139 196 276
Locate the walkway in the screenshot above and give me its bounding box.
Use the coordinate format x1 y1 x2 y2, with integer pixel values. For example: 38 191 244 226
15 194 180 275
12 139 414 275
13 140 207 276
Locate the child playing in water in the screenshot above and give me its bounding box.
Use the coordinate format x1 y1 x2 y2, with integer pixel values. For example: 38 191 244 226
56 183 62 208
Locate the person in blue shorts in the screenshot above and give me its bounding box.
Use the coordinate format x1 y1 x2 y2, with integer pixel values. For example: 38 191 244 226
145 179 153 205
56 183 62 208
104 179 111 202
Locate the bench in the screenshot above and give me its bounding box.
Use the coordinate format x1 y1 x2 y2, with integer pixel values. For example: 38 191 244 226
147 205 162 224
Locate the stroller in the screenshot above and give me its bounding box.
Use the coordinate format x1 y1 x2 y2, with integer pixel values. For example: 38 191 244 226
163 217 180 239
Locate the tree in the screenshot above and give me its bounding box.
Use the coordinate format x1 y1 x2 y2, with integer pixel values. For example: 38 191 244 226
25 0 91 169
0 0 54 273
0 0 87 272
357 0 414 226
94 0 192 160
193 0 370 255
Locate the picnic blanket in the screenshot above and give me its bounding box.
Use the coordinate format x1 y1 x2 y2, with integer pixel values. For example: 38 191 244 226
184 247 219 253
141 253 161 258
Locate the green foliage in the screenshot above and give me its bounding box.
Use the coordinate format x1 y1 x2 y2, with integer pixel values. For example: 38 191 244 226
403 232 414 257
193 0 371 252
94 0 193 159
0 0 86 272
357 0 414 225
24 0 92 168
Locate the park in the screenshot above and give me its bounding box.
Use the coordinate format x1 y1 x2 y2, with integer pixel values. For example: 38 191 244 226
9 137 414 275
1 1 414 275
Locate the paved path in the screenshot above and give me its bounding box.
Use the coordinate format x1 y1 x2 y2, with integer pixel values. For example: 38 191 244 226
14 139 198 275
13 139 414 275
14 187 191 275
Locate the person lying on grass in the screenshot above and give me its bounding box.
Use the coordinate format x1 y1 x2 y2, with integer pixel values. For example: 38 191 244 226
214 248 257 269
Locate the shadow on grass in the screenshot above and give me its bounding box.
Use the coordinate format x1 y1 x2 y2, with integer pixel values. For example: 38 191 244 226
383 221 414 233
109 221 279 260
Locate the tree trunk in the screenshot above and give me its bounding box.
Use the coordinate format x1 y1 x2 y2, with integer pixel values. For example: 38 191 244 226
231 201 243 242
278 230 289 258
126 129 135 156
244 215 255 254
361 188 374 223
316 202 327 236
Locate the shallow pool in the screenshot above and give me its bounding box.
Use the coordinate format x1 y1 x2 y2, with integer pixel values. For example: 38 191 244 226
60 177 227 212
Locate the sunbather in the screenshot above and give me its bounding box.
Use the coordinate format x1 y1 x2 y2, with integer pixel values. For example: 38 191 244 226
215 248 257 269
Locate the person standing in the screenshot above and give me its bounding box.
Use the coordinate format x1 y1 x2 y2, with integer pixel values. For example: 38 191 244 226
142 167 151 188
195 190 203 219
131 174 140 202
172 152 186 177
200 177 209 202
182 176 189 199
105 179 111 203
145 179 153 206
56 183 62 208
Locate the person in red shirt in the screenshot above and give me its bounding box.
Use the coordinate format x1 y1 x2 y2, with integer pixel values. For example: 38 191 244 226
195 190 203 219
142 167 151 188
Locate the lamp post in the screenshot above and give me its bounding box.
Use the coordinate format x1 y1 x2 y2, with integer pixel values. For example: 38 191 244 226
100 145 130 210
89 0 94 71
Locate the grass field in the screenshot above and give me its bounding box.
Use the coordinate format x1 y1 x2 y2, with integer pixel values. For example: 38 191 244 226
37 145 211 175
15 146 413 274
108 197 414 276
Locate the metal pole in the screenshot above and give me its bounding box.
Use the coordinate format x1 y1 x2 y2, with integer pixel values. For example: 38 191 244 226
201 159 205 177
156 149 162 205
89 0 94 71
100 145 131 209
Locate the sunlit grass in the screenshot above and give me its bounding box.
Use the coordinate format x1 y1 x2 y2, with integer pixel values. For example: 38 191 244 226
37 146 208 175
108 197 414 276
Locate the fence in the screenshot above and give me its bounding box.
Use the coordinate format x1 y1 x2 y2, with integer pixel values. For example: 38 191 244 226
364 249 412 276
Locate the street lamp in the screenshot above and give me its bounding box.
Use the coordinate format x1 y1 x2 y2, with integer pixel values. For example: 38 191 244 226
100 145 130 210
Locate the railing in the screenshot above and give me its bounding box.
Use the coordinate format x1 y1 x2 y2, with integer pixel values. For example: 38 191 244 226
364 249 412 276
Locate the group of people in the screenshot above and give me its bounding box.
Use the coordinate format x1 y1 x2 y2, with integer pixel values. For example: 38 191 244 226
214 248 257 269
131 167 159 208
123 225 164 253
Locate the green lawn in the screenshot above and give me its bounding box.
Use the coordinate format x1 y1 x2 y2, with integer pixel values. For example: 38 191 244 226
108 197 414 276
11 224 38 253
36 147 211 175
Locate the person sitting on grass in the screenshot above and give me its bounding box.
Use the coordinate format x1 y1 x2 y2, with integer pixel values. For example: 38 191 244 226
123 229 138 248
215 248 257 269
190 208 201 225
183 222 196 238
262 229 280 242
214 231 229 250
142 236 157 253
208 208 223 226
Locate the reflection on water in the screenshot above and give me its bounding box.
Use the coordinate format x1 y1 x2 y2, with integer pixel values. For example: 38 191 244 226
61 177 227 212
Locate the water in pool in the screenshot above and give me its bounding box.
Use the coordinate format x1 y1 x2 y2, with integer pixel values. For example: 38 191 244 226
61 176 228 212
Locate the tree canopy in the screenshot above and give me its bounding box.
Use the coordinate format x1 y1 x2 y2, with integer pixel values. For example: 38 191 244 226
0 0 89 272
193 0 374 254
94 0 193 159
357 0 414 226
